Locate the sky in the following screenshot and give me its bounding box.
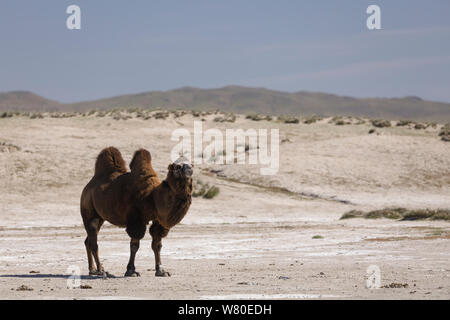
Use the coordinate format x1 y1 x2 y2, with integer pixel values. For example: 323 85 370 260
0 0 449 103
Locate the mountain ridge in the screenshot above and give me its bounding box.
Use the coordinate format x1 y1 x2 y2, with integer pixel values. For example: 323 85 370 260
1 86 449 122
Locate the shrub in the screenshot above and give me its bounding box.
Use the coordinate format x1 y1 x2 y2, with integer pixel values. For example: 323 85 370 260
193 179 220 199
340 210 365 219
154 111 169 119
1 112 13 118
303 115 322 124
439 123 450 142
396 120 413 127
214 114 236 123
364 208 406 220
340 208 450 221
371 119 391 128
246 114 272 121
193 180 209 197
414 123 427 130
30 113 44 119
203 186 220 199
278 116 299 124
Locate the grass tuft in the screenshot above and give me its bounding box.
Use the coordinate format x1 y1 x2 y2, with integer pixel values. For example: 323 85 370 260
340 208 450 221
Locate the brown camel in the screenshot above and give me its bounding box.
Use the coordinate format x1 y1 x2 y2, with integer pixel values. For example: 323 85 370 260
80 147 193 277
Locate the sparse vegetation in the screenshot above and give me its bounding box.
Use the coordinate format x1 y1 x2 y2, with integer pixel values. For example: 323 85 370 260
214 113 236 123
50 112 77 119
340 208 450 221
112 113 132 121
414 123 428 130
1 111 14 118
335 120 347 126
193 179 220 199
439 123 450 142
16 285 33 291
312 235 323 239
0 142 21 153
354 117 366 125
328 116 351 125
303 115 322 124
203 186 220 199
154 111 170 120
396 120 414 127
371 119 391 128
278 116 299 124
172 110 188 118
29 112 44 119
246 113 272 121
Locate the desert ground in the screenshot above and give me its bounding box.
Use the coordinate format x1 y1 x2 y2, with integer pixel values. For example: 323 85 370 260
0 111 449 299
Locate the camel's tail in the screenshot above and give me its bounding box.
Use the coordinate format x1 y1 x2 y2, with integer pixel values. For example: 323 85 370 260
94 147 128 176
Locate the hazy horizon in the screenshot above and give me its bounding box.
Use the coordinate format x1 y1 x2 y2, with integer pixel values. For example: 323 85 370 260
1 0 450 103
3 84 450 105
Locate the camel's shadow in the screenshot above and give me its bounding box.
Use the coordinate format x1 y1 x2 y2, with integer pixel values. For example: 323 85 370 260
0 274 121 280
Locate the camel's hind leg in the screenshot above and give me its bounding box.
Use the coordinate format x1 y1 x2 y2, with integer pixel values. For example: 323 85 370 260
84 236 94 273
124 210 146 277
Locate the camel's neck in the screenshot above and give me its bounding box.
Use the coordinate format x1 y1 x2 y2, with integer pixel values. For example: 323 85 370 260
153 178 192 229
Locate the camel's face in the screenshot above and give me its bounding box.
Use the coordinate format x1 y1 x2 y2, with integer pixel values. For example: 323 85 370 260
169 158 193 179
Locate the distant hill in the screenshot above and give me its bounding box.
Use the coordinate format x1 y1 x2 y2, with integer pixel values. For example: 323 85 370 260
1 86 450 122
0 91 61 112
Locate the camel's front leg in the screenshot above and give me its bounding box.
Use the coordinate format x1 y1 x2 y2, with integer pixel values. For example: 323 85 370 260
150 222 170 277
124 238 141 277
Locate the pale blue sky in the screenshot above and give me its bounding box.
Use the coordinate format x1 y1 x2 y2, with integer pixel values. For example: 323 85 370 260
1 0 449 103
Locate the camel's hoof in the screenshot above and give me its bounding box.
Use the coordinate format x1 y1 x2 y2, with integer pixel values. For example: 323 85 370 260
89 270 114 279
155 270 171 277
124 270 141 277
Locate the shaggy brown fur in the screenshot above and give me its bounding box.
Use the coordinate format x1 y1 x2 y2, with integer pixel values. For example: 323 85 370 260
80 147 192 277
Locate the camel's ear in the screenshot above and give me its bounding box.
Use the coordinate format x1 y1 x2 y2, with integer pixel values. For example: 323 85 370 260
168 164 174 171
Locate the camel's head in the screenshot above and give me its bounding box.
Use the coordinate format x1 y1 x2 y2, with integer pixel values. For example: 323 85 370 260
168 157 193 180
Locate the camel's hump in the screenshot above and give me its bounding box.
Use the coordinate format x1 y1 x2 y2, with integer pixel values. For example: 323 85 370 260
94 147 128 176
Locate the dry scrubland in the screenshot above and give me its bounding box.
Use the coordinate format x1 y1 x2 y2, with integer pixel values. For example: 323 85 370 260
0 109 449 299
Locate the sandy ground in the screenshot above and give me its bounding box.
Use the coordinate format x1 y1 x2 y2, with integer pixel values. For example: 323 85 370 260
0 113 449 299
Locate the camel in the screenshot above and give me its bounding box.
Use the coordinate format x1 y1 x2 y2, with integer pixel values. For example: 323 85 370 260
80 147 193 277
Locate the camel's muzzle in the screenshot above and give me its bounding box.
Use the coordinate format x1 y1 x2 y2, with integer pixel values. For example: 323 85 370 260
182 163 193 177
